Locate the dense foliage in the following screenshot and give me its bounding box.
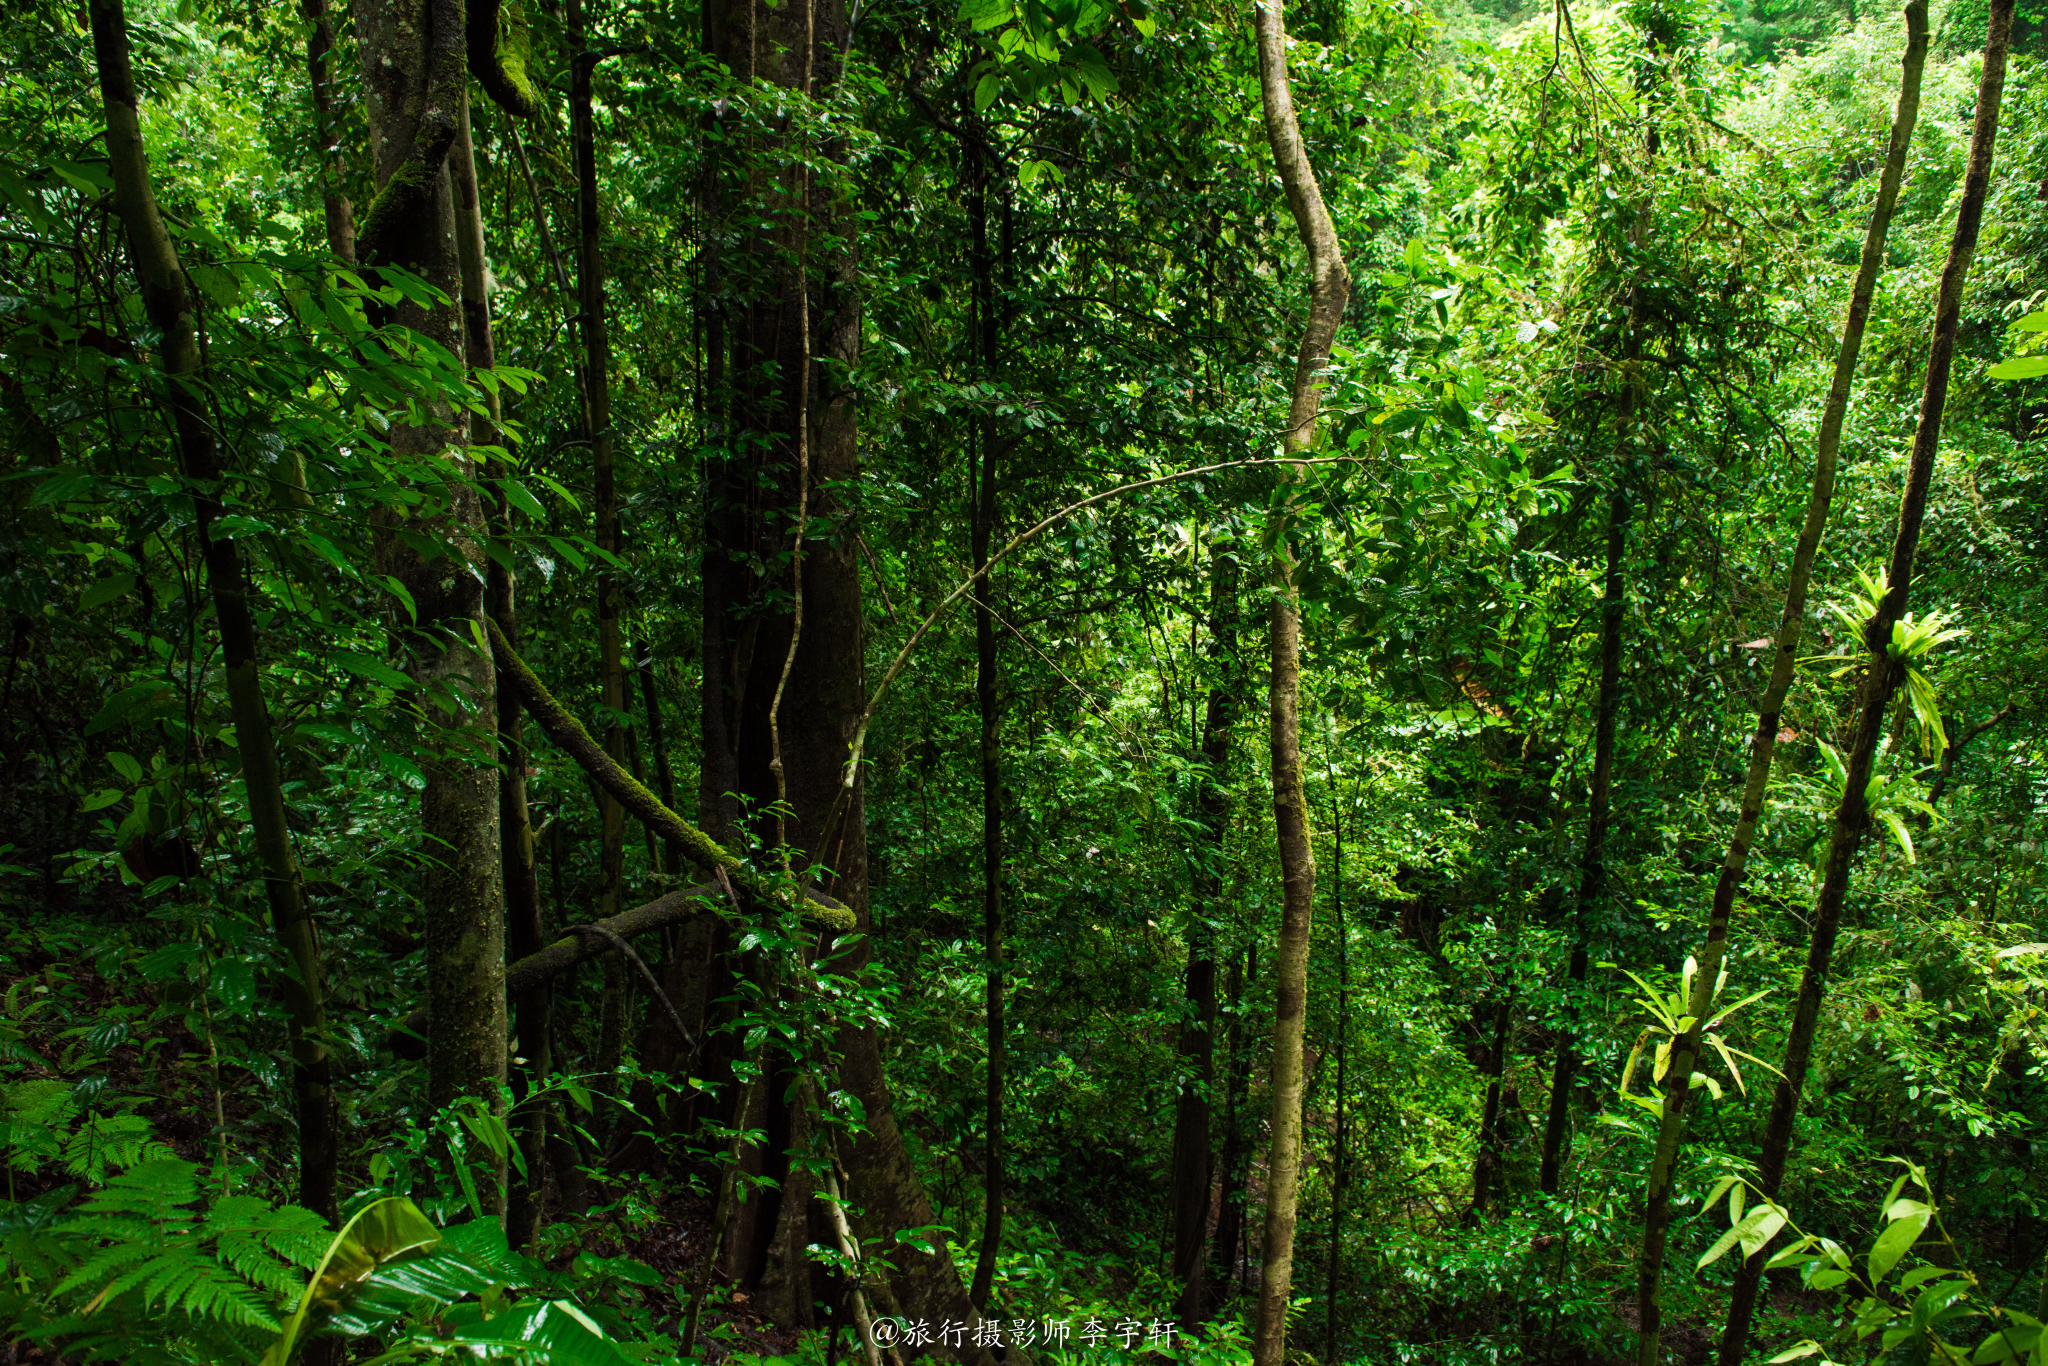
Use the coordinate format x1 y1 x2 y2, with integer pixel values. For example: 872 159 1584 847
0 0 2043 1360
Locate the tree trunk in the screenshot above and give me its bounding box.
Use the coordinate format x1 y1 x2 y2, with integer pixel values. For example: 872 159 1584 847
353 0 506 1161
450 98 549 1249
1250 1 1351 1359
302 0 355 261
636 641 686 871
1470 997 1514 1216
692 0 998 1347
1538 479 1630 1194
1172 543 1239 1324
1212 941 1256 1308
1713 4 2008 1362
968 129 1006 1311
1324 783 1347 1359
569 0 634 1140
89 0 338 1221
1628 3 1932 1359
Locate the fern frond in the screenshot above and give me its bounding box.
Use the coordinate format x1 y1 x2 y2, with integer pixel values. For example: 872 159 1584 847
50 1239 158 1299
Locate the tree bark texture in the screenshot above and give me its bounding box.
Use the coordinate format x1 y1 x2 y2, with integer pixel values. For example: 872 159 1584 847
1251 2 1352 1361
1172 544 1239 1324
89 0 338 1222
302 0 356 262
1715 4 2008 1363
693 0 998 1348
451 100 550 1248
567 0 635 1142
1539 477 1630 1194
354 0 506 1144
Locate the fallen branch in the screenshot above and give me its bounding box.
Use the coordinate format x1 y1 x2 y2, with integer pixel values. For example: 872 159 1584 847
386 880 847 1052
488 617 857 935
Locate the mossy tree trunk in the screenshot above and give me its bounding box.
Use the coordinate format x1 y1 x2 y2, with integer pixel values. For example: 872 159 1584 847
353 0 506 1176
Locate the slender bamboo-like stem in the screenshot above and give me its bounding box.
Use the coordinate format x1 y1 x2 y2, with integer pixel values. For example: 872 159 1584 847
1249 1 1351 1360
1713 4 2006 1362
89 0 337 1222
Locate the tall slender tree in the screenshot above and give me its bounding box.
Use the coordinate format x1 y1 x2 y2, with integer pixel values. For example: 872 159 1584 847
1249 0 1351 1359
1538 479 1630 1192
1171 539 1239 1323
89 0 338 1222
1713 2 2011 1361
1620 0 1931 1356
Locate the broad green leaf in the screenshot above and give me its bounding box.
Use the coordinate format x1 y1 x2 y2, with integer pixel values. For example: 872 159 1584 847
1989 355 2048 380
1869 1206 1931 1283
80 575 135 609
1701 1206 1783 1269
331 650 417 691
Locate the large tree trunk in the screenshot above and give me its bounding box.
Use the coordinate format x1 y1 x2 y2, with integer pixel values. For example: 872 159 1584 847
353 0 506 1161
1626 2 1931 1359
1712 3 2007 1363
695 0 997 1350
1250 2 1351 1361
449 97 551 1249
89 0 338 1222
1171 542 1239 1324
569 0 635 1143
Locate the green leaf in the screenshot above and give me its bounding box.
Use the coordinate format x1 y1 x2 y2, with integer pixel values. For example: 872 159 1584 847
1988 355 2048 380
85 682 177 736
331 650 417 690
1700 1206 1784 1269
958 0 1010 29
211 959 256 1016
1768 1344 1822 1363
264 1197 443 1365
497 477 547 521
1869 1205 1931 1284
81 575 136 609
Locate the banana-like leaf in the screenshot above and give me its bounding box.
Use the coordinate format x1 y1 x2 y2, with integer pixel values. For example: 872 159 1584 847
262 1197 442 1366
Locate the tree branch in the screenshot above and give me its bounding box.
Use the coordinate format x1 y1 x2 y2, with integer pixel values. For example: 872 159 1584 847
487 617 857 933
